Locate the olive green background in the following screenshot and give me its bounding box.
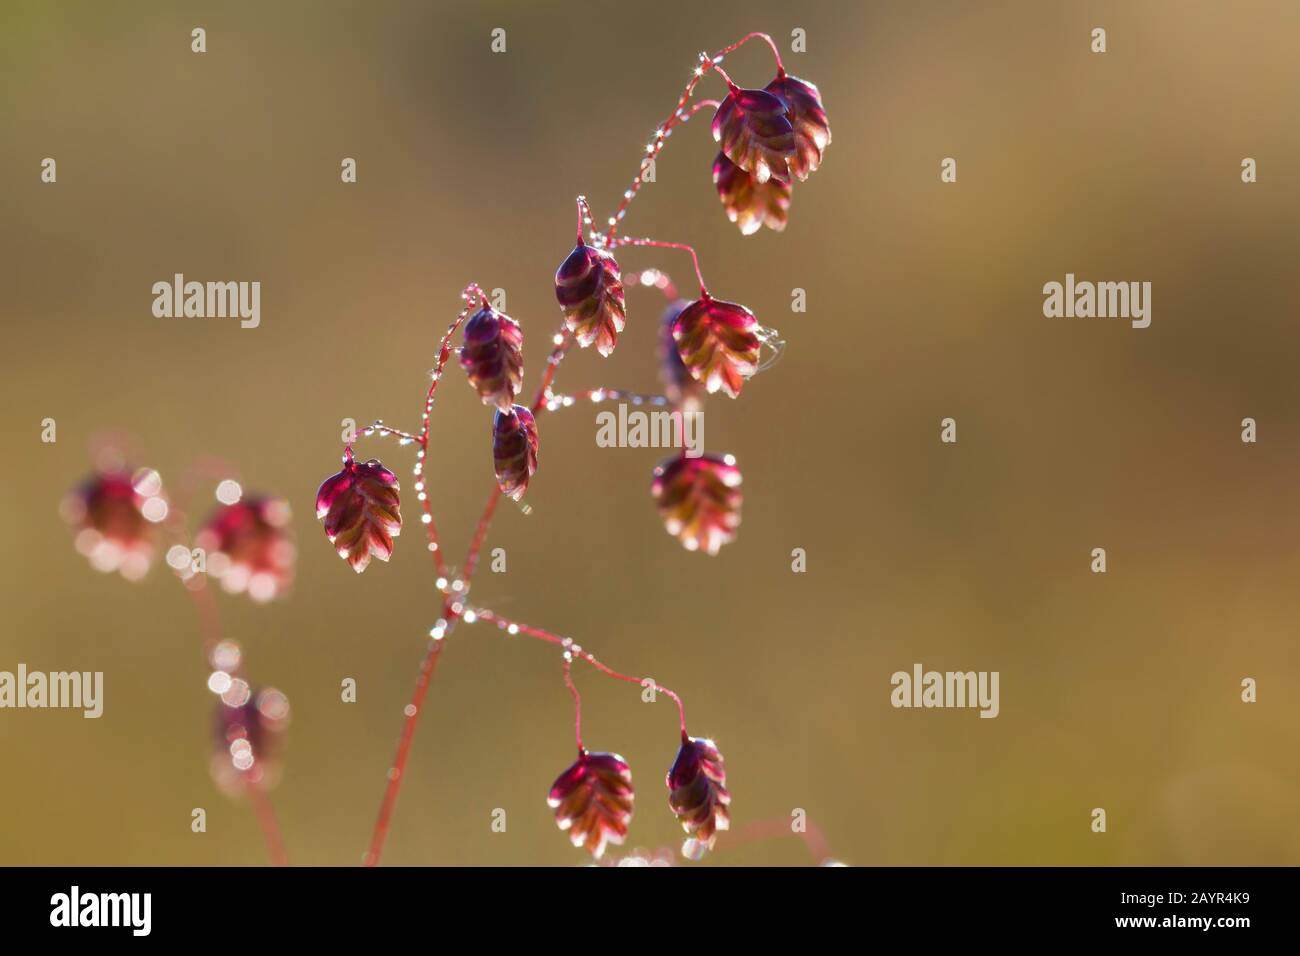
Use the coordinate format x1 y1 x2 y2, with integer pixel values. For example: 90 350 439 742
2 0 1298 865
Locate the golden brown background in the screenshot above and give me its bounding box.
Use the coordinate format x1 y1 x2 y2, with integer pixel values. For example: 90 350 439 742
2 0 1298 866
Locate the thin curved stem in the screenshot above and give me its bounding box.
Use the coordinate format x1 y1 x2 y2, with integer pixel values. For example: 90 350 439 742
363 638 445 867
460 486 502 596
246 777 289 867
354 422 420 445
362 286 489 866
414 284 486 578
600 31 780 244
531 322 576 415
723 817 833 865
543 388 670 412
600 65 729 244
575 196 594 244
711 62 740 94
625 266 681 302
467 605 688 736
563 657 583 751
715 31 784 74
182 574 223 658
611 237 708 295
686 98 722 120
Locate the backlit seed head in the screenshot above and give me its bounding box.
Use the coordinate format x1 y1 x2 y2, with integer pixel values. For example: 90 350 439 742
652 454 742 555
61 467 164 581
713 151 791 236
672 295 761 399
548 749 635 859
666 736 731 855
712 87 795 185
555 242 626 357
196 496 295 602
460 304 524 412
492 404 539 501
315 457 401 573
211 685 290 796
764 72 831 181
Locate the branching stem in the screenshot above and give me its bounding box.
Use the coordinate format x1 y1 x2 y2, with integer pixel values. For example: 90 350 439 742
357 32 781 865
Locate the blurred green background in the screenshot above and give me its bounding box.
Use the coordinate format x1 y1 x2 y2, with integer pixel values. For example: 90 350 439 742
2 0 1298 866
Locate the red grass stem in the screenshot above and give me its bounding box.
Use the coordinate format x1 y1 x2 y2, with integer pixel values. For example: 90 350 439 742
363 638 445 867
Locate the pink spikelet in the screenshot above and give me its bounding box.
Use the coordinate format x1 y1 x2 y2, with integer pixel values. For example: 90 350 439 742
555 241 626 357
460 303 524 412
547 749 635 860
660 300 707 412
666 735 731 856
196 496 296 602
61 467 167 581
651 454 742 555
492 404 539 501
764 72 831 181
672 295 761 399
712 86 795 185
713 151 791 236
210 679 291 797
315 455 401 573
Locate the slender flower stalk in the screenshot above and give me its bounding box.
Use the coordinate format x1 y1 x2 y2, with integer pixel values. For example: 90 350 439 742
362 639 444 867
563 657 583 751
246 777 290 868
610 237 709 295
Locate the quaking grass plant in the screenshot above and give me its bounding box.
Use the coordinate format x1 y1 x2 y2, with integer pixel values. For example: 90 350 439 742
66 31 830 866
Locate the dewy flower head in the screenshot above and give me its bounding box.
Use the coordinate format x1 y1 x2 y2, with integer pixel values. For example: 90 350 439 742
660 299 708 412
492 404 539 501
460 302 524 412
666 735 731 855
671 295 762 399
764 72 831 181
315 455 401 573
196 494 296 602
61 467 168 581
547 749 635 860
210 683 291 796
652 454 743 555
712 86 795 185
555 241 626 357
713 151 791 236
